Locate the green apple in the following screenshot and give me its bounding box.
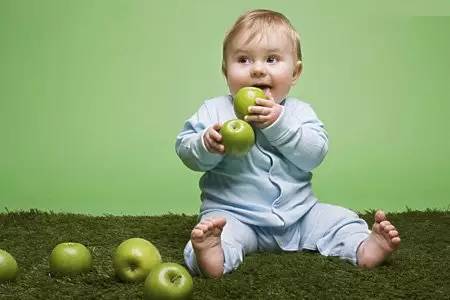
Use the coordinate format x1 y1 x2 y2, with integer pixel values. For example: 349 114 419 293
113 237 162 283
0 249 19 282
233 86 267 120
143 262 193 300
49 242 92 276
220 119 255 156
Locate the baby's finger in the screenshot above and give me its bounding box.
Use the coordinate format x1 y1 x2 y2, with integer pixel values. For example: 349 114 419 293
210 129 222 142
248 105 270 115
245 114 270 122
207 135 220 149
255 98 275 107
212 123 222 131
204 137 214 152
206 135 224 152
211 142 225 153
264 88 274 100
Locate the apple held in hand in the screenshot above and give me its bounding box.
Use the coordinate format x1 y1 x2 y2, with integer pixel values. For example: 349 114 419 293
49 242 92 277
113 237 162 283
0 249 19 282
143 262 193 300
220 119 255 156
234 86 267 120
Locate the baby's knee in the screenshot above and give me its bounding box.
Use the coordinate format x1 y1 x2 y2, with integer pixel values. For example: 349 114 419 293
318 204 364 227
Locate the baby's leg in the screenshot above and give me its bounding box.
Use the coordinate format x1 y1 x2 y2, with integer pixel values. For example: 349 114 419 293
184 212 258 278
299 203 371 265
357 210 401 268
299 204 400 268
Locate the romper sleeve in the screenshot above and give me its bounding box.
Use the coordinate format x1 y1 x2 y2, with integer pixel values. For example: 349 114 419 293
175 102 224 172
261 101 328 172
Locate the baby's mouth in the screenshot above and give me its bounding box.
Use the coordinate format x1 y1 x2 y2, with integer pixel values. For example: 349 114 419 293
252 84 271 94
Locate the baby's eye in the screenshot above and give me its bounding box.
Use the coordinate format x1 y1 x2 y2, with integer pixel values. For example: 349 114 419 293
238 56 251 64
267 55 279 64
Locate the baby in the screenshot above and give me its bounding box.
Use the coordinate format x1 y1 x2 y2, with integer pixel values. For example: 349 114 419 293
175 9 400 278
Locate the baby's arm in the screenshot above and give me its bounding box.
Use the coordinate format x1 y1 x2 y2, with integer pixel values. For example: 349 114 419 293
175 103 224 172
261 102 328 172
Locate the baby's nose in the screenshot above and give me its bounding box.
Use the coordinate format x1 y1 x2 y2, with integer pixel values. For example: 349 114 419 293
250 62 267 78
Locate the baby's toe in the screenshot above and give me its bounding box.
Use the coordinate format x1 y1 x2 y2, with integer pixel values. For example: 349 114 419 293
196 223 208 232
389 230 399 238
213 217 227 228
375 210 386 222
372 222 382 232
392 237 401 244
202 220 214 229
384 225 395 233
380 220 391 228
191 228 204 240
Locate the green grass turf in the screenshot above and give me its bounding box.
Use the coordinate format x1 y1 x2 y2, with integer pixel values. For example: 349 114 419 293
0 209 449 299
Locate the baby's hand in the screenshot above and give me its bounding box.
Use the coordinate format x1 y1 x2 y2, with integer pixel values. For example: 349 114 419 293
244 90 282 128
203 123 225 154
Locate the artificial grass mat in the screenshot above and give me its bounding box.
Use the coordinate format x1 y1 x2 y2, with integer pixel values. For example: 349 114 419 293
0 209 449 299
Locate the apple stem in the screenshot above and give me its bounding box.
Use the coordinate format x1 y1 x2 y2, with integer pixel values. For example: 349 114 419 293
171 274 182 283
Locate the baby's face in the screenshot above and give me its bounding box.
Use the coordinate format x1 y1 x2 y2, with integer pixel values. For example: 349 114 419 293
224 28 301 103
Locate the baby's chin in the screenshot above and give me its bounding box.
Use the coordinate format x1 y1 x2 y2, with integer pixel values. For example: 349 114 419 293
273 96 283 103
266 89 288 103
272 94 287 104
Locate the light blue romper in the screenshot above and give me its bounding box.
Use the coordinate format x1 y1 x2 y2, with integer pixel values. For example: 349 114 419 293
175 95 370 275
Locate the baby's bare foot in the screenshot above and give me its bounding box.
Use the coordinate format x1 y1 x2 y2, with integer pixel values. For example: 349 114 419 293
357 210 401 268
191 217 226 278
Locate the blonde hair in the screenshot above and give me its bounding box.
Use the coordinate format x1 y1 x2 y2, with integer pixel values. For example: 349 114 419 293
222 9 302 75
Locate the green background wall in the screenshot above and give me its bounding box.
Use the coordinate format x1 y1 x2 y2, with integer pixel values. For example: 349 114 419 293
1 1 449 215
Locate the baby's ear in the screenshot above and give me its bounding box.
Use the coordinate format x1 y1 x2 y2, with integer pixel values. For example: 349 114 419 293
292 60 303 84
